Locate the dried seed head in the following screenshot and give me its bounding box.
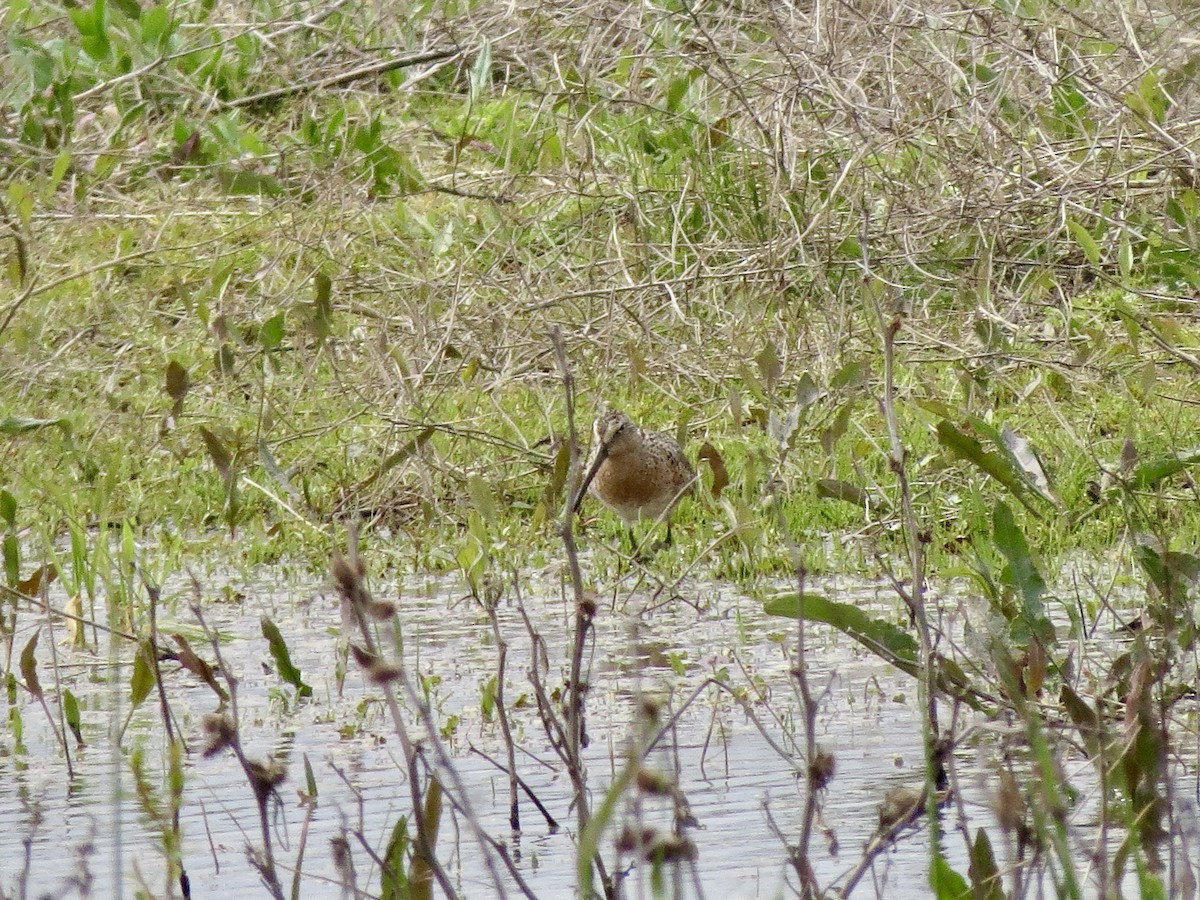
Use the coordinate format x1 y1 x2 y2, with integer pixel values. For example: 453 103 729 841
615 825 658 855
653 834 698 863
365 599 396 620
248 757 288 801
878 787 923 831
635 768 675 796
614 825 696 862
201 712 236 757
638 695 662 722
366 661 403 685
330 835 355 883
331 552 360 601
482 574 503 608
994 769 1025 833
808 748 836 791
349 643 376 666
349 643 401 683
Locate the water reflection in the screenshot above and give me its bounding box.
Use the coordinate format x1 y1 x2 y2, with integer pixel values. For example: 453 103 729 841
0 569 1170 897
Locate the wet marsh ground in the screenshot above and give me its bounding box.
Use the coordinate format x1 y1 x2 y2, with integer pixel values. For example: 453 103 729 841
4 562 1165 898
5 0 1200 896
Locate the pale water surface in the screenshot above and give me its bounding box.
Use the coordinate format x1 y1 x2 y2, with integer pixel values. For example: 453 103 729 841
0 559 1188 898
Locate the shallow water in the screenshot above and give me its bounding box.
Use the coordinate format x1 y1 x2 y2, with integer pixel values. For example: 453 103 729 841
1 558 1192 898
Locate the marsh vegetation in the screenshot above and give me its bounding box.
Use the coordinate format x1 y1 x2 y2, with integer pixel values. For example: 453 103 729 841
3 0 1200 896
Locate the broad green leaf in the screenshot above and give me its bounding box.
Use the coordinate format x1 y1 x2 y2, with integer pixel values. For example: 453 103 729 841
468 474 498 523
830 358 870 390
1129 446 1200 490
63 688 83 745
381 816 411 900
261 616 312 699
929 853 970 899
20 630 41 700
546 439 570 504
579 756 638 895
168 737 185 802
49 150 71 192
754 342 781 389
120 520 135 568
110 0 142 19
763 593 918 670
967 830 1004 900
213 343 236 376
1066 219 1101 265
199 427 233 481
815 478 885 511
217 168 283 196
303 753 317 799
935 421 1042 516
469 39 492 104
141 4 172 46
410 778 443 900
1132 538 1200 616
456 538 485 594
7 182 34 228
993 503 1046 618
480 675 497 721
665 73 689 112
129 640 157 708
0 416 72 436
820 402 854 455
165 359 189 403
1126 70 1169 124
5 535 21 587
71 0 111 59
993 503 1056 646
1118 230 1134 278
259 311 285 351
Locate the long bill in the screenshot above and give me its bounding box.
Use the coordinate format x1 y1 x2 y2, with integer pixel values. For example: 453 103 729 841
572 443 610 515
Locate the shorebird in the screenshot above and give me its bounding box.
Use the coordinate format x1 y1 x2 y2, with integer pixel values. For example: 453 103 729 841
572 410 696 545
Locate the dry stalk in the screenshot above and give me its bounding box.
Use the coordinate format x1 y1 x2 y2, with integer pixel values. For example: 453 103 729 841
467 745 559 831
480 579 522 832
189 577 286 900
859 218 946 861
788 565 823 900
830 786 932 899
549 324 613 897
224 47 460 110
332 527 527 899
137 568 189 896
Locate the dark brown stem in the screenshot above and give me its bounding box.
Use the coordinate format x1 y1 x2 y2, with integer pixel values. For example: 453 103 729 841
468 745 559 830
190 577 285 900
333 533 461 900
480 585 523 832
224 47 459 109
548 325 612 897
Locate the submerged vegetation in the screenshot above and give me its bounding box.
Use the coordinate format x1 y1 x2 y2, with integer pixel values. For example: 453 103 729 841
3 0 1200 895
